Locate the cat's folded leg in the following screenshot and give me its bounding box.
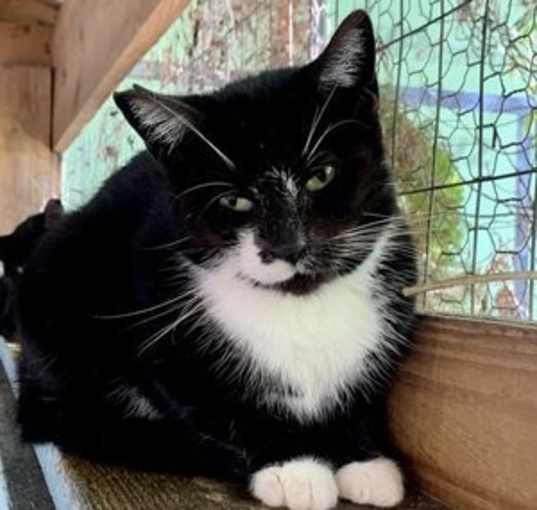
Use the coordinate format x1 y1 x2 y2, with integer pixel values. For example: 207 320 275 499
323 403 406 507
57 416 250 483
247 410 404 510
18 393 250 484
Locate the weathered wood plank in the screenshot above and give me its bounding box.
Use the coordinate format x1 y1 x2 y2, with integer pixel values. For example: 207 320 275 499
0 66 59 234
39 0 63 7
0 21 52 65
389 315 537 510
0 0 58 26
52 0 189 152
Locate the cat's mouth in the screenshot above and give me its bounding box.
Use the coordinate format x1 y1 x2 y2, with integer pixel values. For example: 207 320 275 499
235 230 328 294
269 272 327 295
239 271 327 295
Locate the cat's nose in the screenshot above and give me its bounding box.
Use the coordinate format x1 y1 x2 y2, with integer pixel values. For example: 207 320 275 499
259 241 306 265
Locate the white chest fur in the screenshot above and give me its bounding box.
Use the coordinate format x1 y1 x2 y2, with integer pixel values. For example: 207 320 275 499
195 230 392 421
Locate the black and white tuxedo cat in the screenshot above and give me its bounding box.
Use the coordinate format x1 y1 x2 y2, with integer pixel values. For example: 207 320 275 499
16 11 417 510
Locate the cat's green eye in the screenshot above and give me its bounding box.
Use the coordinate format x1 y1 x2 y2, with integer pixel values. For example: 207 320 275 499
219 195 254 212
305 165 336 192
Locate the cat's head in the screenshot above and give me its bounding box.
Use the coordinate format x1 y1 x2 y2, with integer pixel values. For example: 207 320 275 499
115 11 396 294
0 199 64 279
0 199 64 338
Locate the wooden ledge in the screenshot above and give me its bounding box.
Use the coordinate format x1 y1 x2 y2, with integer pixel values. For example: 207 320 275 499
0 338 447 510
389 314 537 510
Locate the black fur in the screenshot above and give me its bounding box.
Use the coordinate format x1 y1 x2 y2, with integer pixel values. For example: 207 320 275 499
16 11 417 491
0 199 63 339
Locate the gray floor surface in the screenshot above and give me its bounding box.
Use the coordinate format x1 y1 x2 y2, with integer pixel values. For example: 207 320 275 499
0 360 54 510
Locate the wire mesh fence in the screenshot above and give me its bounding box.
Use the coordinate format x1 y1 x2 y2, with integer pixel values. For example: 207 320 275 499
63 0 537 322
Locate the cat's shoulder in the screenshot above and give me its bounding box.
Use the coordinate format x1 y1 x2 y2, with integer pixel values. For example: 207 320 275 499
95 151 169 204
62 151 171 233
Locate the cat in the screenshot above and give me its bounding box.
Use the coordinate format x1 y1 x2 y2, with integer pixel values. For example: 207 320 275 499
16 10 417 510
0 199 63 339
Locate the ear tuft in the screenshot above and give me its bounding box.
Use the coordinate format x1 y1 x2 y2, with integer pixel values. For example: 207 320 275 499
114 86 194 154
43 199 64 229
316 10 376 90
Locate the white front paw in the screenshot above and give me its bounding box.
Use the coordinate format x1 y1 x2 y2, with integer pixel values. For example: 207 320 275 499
250 457 338 510
335 457 404 508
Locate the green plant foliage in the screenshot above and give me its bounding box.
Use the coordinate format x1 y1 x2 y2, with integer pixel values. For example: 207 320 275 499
379 85 465 280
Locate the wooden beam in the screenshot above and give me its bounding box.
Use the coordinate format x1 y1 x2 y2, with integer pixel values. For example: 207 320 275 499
0 0 59 26
0 21 52 66
389 315 537 510
52 0 189 152
0 66 59 234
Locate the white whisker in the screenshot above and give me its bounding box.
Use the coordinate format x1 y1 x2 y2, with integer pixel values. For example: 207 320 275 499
138 299 205 355
307 119 363 163
144 236 191 251
197 190 236 219
302 85 337 157
94 272 195 319
174 181 235 201
135 87 236 170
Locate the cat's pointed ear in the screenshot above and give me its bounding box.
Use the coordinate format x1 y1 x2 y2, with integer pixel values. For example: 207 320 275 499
313 10 377 93
113 85 198 157
44 199 63 230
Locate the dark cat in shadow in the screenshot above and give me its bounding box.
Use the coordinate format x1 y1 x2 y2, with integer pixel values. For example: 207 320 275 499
17 11 417 509
0 199 63 340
